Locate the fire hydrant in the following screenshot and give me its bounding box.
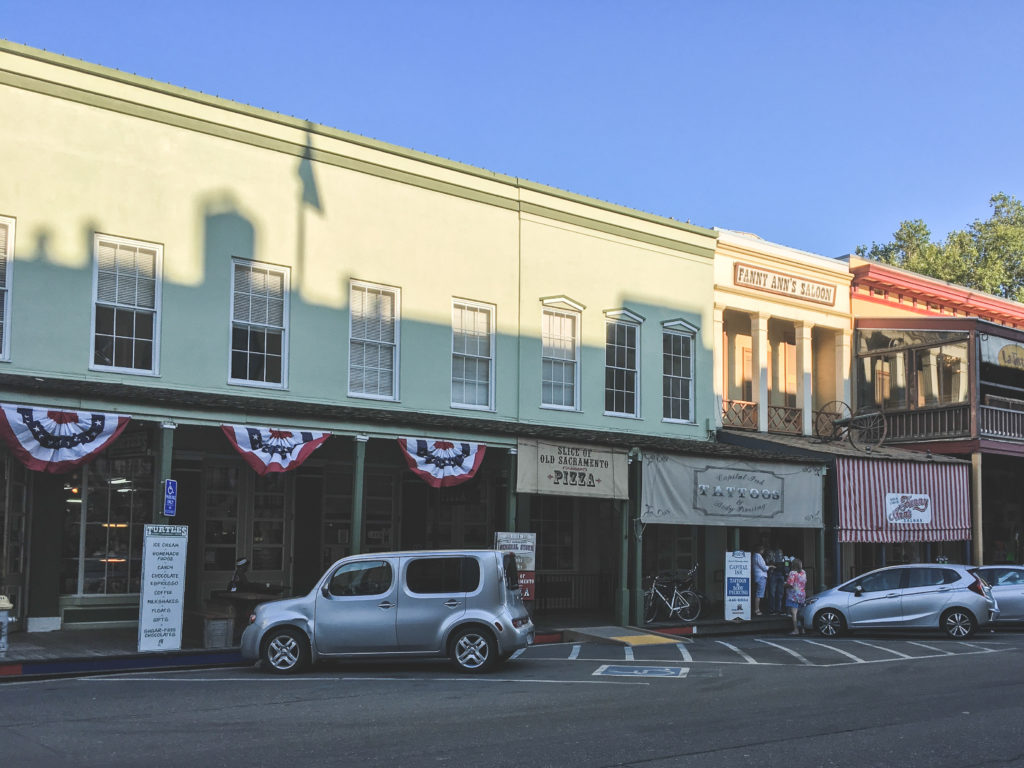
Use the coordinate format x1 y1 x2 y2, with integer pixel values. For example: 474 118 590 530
0 594 12 657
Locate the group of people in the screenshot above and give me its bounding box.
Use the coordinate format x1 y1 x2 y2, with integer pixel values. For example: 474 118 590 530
752 545 807 635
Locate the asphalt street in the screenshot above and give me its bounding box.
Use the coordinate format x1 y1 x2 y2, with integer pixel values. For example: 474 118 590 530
3 630 1023 768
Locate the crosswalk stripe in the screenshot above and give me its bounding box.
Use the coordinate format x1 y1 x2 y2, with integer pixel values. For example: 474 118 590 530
715 640 757 664
907 641 952 655
755 638 812 665
568 644 581 660
675 643 692 662
624 646 634 661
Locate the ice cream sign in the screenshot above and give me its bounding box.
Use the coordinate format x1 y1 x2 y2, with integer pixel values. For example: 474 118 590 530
734 263 836 306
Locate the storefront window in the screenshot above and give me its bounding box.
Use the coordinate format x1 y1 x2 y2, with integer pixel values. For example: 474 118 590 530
858 341 969 412
60 427 154 596
534 497 575 571
858 354 908 411
857 329 968 354
203 465 240 571
915 343 969 406
252 474 286 570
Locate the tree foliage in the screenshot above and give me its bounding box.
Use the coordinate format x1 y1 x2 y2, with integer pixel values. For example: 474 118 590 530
856 193 1024 302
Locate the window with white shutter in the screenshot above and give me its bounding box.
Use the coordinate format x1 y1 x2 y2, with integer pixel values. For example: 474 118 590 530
230 259 289 387
92 234 161 374
349 281 399 399
0 216 13 361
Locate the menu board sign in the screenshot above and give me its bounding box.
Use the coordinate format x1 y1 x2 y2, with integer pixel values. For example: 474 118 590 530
724 550 751 622
138 524 188 653
495 531 537 601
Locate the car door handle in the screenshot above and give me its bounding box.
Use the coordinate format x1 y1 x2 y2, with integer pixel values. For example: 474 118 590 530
378 601 395 610
885 593 899 598
444 599 461 609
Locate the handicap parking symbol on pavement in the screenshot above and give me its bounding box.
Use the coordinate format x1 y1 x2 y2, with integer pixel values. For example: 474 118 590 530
593 664 688 678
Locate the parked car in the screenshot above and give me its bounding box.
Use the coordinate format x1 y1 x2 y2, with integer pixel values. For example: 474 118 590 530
972 565 1024 621
241 549 534 674
800 564 998 639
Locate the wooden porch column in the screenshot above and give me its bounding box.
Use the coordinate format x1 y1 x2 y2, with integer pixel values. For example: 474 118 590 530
835 329 852 406
752 312 770 432
796 322 813 435
155 422 176 523
505 448 517 531
713 305 725 429
971 452 983 565
350 435 369 556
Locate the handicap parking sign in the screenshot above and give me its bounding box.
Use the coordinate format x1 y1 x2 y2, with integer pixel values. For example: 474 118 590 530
163 479 178 516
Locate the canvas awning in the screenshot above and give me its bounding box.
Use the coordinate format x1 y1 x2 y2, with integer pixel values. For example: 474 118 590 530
835 457 971 543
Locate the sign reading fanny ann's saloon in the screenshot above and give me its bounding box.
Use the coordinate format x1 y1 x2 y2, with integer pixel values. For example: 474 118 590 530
641 453 823 528
517 439 629 500
734 263 837 306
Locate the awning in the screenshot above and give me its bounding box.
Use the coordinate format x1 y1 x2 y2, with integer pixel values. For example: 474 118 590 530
641 452 823 528
835 457 970 543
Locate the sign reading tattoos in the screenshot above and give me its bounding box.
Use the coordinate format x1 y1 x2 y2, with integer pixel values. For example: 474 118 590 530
516 439 628 500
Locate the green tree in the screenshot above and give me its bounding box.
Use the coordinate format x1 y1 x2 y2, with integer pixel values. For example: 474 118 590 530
856 193 1024 302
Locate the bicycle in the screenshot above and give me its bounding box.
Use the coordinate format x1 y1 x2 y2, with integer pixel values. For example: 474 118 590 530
643 563 702 623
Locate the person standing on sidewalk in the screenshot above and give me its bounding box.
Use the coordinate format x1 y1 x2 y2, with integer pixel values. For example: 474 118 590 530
752 546 769 616
786 558 807 634
766 544 786 615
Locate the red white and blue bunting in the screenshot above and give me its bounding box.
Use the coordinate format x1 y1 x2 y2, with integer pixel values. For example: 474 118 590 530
398 437 486 488
221 425 330 475
0 403 131 474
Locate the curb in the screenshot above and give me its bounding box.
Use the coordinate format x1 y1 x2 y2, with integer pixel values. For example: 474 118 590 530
0 649 245 682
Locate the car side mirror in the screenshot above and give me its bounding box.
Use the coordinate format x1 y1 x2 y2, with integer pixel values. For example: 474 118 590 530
854 586 864 597
321 584 331 598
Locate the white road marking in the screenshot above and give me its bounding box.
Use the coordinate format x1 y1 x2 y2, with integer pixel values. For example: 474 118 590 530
801 639 865 663
851 639 912 658
907 641 952 655
956 641 996 652
593 664 688 679
623 646 634 661
676 643 692 662
755 638 812 665
78 674 650 686
568 644 581 660
715 640 758 664
509 648 526 660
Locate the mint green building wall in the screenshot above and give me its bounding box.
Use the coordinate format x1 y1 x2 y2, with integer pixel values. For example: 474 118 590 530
0 41 715 443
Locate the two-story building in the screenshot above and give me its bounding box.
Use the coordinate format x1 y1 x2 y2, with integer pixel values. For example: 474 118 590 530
0 41 752 634
849 254 1024 568
712 233 971 586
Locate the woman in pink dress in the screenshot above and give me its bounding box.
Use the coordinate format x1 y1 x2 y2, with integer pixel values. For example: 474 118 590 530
785 558 807 635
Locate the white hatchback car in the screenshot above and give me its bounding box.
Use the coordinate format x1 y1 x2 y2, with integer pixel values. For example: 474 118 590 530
800 563 998 639
241 549 534 674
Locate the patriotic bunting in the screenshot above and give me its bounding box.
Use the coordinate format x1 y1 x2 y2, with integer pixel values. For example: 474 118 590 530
0 403 131 474
221 425 330 475
398 437 486 488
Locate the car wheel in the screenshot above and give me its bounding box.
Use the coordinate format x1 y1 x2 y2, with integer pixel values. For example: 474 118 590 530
814 608 845 638
261 627 308 674
450 627 497 673
942 608 976 639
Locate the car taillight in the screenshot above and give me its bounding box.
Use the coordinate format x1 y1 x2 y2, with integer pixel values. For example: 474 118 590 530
512 617 530 628
968 576 986 596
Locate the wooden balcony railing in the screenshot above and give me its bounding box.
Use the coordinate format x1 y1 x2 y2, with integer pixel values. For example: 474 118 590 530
722 399 758 430
767 405 802 435
979 405 1024 439
883 404 971 442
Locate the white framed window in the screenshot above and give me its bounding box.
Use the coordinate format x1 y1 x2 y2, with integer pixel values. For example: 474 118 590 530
91 234 162 375
541 297 583 410
349 281 400 400
0 215 14 361
604 309 644 417
230 259 289 388
663 319 698 423
451 300 495 410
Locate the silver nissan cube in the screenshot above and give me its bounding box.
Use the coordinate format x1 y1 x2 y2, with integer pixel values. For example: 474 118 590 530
241 549 534 674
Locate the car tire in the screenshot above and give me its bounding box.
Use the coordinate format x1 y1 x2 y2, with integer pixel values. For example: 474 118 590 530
261 626 309 674
942 608 976 639
814 608 845 638
450 626 497 673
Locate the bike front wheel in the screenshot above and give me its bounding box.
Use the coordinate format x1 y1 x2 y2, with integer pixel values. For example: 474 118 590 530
643 590 659 624
675 590 701 622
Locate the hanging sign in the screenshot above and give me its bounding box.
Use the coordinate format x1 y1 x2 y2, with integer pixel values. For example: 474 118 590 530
885 493 932 524
221 425 330 475
138 525 188 653
724 550 751 622
0 403 130 474
495 531 536 601
398 437 486 488
516 438 629 500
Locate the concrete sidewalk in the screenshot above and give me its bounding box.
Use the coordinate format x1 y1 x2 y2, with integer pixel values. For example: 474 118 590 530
0 612 793 681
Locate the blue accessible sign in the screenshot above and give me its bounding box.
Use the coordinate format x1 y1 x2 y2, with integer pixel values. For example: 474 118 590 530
163 478 178 517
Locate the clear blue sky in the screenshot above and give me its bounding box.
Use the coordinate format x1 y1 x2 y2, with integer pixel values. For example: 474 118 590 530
4 1 1022 257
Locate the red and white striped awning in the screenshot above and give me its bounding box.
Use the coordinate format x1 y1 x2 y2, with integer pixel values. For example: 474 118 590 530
835 457 971 543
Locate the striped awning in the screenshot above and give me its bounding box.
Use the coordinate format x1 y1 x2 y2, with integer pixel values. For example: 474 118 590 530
835 457 971 543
